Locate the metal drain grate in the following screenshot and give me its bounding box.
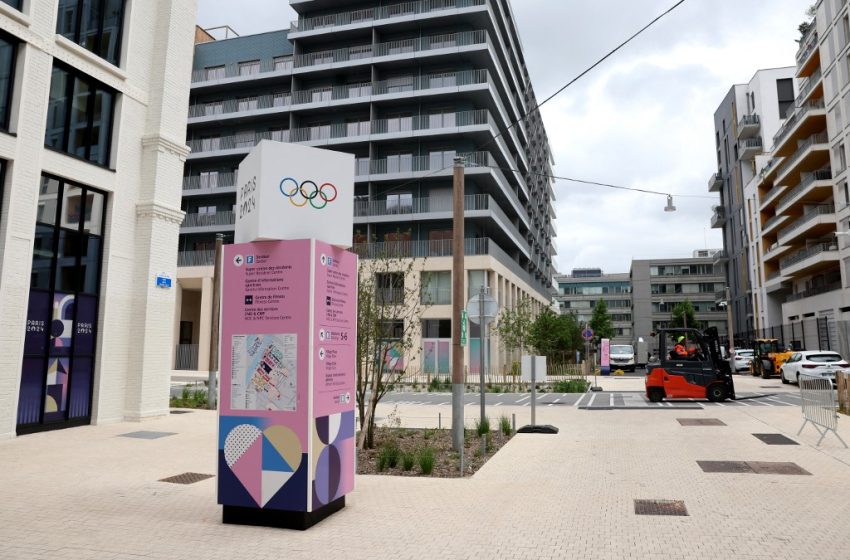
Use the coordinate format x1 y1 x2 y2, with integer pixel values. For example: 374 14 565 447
118 431 176 440
753 433 799 445
697 460 810 475
634 499 688 516
170 410 193 415
159 472 214 485
678 418 726 426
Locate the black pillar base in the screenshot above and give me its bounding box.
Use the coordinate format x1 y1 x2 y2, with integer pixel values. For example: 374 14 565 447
223 496 345 531
516 424 559 434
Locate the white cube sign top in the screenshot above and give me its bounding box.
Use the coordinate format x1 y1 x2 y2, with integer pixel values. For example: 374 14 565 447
235 141 355 247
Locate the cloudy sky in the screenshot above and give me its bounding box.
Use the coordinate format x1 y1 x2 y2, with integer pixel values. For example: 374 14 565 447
197 0 811 275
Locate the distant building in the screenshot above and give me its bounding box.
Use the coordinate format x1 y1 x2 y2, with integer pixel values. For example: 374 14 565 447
630 251 728 343
554 269 632 344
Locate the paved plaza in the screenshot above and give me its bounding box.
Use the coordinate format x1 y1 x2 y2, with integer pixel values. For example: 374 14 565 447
2 376 849 559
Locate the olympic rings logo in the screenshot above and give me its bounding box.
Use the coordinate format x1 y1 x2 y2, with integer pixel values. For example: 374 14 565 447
279 177 338 209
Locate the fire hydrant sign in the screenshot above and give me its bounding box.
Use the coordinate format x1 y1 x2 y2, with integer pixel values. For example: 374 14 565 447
218 239 356 524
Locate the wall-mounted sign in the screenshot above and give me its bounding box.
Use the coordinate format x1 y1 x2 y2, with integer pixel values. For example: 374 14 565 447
155 274 172 289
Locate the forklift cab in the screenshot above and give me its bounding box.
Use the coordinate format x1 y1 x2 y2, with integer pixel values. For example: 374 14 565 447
646 327 735 402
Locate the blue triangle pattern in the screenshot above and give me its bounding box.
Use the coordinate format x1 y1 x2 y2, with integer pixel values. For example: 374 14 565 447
262 434 293 472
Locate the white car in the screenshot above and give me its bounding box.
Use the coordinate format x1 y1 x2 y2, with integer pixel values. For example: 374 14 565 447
609 344 636 372
779 351 848 385
732 349 754 372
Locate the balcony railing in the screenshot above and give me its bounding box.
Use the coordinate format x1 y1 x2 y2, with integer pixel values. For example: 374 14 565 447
289 121 371 143
183 172 237 191
796 27 818 64
188 130 290 154
189 93 292 119
356 150 494 177
709 171 723 192
739 136 763 158
178 250 216 267
737 114 760 137
174 344 199 370
777 204 835 242
181 211 235 228
775 168 832 214
293 30 488 70
786 281 842 302
191 57 293 84
761 214 785 232
773 98 825 149
711 205 726 228
779 242 838 270
290 0 486 33
355 193 490 217
352 237 490 258
795 67 822 106
371 109 494 135
775 131 828 182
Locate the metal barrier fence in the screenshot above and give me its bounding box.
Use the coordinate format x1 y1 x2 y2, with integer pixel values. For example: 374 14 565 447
389 363 586 386
730 316 835 352
838 371 850 415
797 373 847 447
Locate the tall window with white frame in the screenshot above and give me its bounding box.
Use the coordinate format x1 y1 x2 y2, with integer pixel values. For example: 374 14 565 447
0 31 17 132
45 62 116 167
56 0 126 66
0 0 23 11
17 175 106 434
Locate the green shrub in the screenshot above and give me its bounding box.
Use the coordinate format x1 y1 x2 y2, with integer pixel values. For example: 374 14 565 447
418 447 436 475
377 442 400 471
401 452 415 471
499 415 512 436
552 379 590 393
474 416 490 436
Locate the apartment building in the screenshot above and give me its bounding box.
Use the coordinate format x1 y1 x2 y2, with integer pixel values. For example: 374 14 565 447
749 0 850 334
630 251 728 343
0 0 196 438
709 67 796 336
553 269 632 344
175 0 557 377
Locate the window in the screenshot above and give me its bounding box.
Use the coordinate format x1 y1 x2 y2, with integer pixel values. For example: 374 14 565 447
843 180 850 206
238 60 260 76
57 0 126 66
205 65 225 81
836 142 847 172
273 56 292 72
376 272 404 305
0 32 16 131
421 271 451 305
386 192 413 214
1 0 23 10
45 63 116 167
776 78 794 118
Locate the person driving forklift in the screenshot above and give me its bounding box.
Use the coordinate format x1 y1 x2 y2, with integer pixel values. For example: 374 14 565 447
671 335 700 360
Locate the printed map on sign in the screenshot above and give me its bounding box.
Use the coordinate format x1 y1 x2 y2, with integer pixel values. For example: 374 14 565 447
230 334 297 411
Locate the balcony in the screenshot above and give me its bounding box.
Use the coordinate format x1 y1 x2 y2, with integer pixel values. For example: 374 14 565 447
786 281 842 302
796 27 819 76
759 183 787 211
795 67 822 107
776 204 835 245
708 171 723 192
191 57 293 86
779 242 839 274
711 205 726 229
289 0 487 35
182 172 237 196
187 131 289 159
773 131 829 187
760 213 790 236
738 136 762 160
188 93 292 122
177 250 216 267
737 114 760 139
181 211 235 231
293 30 489 71
775 168 832 215
773 99 825 156
712 250 728 265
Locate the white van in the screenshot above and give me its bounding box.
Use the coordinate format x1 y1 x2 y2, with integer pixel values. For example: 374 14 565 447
610 344 636 372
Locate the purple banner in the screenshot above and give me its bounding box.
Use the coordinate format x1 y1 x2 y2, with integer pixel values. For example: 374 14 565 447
74 294 97 355
24 291 50 355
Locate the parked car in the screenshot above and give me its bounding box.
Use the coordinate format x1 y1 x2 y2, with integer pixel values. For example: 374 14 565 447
610 344 636 372
779 351 848 385
732 349 754 372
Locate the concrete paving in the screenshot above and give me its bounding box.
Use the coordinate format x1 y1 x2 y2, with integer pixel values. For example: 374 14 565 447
1 375 848 559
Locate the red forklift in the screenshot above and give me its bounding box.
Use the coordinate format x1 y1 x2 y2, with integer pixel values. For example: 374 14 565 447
645 327 735 403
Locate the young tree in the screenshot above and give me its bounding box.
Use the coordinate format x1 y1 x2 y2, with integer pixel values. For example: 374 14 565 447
355 253 428 449
527 309 583 364
670 300 701 330
588 299 615 342
493 297 534 367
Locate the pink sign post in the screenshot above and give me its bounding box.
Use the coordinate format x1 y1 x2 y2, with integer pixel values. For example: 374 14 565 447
217 142 356 530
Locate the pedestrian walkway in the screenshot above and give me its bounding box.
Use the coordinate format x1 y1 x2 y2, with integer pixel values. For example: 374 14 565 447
1 378 848 559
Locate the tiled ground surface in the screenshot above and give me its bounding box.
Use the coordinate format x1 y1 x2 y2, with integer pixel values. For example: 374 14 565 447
1 376 848 559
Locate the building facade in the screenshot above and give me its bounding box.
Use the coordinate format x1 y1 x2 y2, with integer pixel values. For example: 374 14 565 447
709 67 796 336
630 251 728 344
748 0 850 342
0 0 196 438
175 0 557 377
554 269 632 344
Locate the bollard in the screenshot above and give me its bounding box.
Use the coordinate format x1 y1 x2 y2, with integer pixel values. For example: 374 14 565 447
438 412 442 430
512 413 516 433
